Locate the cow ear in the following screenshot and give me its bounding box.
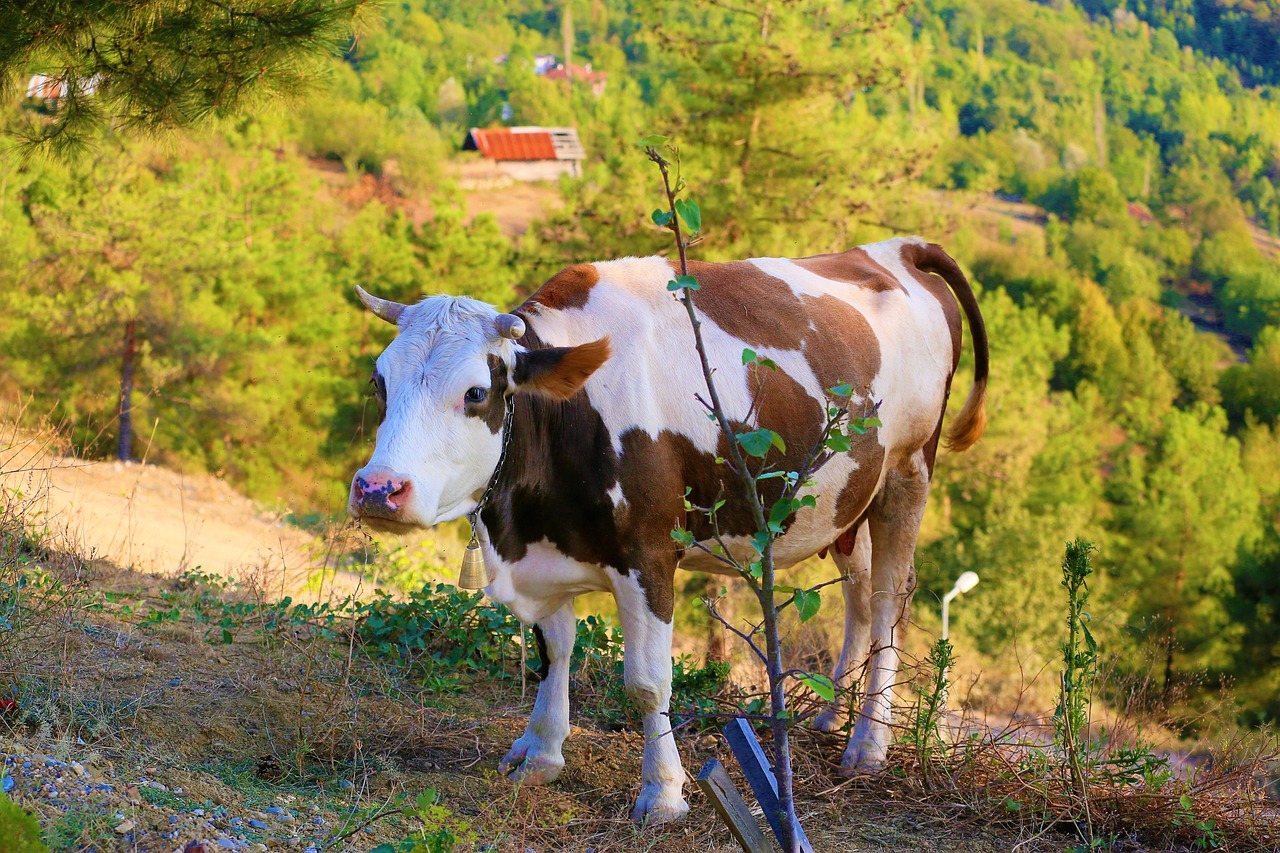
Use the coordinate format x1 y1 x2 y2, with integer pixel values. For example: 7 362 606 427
514 338 611 400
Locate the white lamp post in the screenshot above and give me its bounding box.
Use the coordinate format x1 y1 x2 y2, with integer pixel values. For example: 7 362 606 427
941 571 980 641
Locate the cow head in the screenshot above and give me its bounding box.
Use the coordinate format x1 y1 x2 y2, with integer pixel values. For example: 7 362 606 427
349 288 610 531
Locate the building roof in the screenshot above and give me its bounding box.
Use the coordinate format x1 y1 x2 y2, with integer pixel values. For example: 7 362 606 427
543 63 608 84
463 127 585 162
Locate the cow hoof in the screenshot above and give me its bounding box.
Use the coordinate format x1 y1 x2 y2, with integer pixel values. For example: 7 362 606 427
499 738 565 786
839 739 888 776
811 708 844 733
631 785 689 824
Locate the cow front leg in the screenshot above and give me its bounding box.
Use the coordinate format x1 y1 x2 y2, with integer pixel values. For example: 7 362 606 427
610 569 689 824
843 456 928 773
499 601 575 786
813 526 872 733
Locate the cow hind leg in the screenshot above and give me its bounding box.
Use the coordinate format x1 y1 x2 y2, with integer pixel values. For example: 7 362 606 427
812 524 872 733
499 601 575 786
609 567 689 824
843 453 929 774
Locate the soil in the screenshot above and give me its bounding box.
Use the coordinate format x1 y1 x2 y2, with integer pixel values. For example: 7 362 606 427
0 434 364 601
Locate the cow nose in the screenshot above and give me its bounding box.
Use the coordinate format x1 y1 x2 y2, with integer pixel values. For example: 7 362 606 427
351 467 413 518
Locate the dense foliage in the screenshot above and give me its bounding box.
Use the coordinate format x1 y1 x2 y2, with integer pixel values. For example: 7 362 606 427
2 0 1279 724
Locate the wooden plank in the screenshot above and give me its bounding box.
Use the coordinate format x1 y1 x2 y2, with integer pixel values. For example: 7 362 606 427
696 759 773 853
724 718 813 853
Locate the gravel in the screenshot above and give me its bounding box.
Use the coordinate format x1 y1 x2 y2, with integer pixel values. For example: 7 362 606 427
2 748 342 852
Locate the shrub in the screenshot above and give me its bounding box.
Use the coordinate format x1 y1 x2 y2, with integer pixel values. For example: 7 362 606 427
0 791 48 853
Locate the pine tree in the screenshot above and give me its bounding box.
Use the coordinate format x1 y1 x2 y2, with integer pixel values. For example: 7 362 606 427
1 0 373 154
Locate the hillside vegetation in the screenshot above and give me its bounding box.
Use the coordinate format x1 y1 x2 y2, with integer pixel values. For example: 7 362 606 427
3 0 1280 753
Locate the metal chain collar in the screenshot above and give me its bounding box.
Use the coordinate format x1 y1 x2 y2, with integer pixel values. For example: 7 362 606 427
467 394 516 542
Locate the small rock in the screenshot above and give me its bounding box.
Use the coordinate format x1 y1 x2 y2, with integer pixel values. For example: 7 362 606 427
336 779 353 790
114 819 136 834
2 776 13 793
249 819 268 829
71 762 88 778
217 839 237 850
276 813 294 823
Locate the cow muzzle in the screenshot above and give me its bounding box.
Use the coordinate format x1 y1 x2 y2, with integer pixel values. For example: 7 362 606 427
349 465 414 523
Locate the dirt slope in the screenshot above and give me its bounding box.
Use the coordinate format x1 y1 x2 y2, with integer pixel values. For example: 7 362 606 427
0 435 362 601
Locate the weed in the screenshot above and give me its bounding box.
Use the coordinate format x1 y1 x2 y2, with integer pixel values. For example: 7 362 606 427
906 637 954 776
369 789 477 853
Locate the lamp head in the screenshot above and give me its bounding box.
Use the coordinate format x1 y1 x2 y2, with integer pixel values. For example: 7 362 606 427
953 571 980 595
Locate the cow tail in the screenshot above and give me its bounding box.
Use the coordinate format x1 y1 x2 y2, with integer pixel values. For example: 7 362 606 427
914 242 989 453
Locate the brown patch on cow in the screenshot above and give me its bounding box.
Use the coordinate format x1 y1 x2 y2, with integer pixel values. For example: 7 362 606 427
469 354 511 434
514 338 611 400
527 263 599 311
798 294 881 395
685 260 808 350
748 361 825 452
833 442 885 531
796 295 886 532
794 248 906 293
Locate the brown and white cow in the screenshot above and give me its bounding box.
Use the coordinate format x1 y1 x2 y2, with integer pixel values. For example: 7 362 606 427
348 236 988 823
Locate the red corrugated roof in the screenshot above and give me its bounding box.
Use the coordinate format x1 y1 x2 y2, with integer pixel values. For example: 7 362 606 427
467 128 558 161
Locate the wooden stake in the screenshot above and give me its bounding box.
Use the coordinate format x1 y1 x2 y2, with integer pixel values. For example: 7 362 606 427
724 718 813 853
697 759 772 853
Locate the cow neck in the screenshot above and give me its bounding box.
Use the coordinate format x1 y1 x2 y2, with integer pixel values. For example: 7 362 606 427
468 394 515 528
478 328 624 566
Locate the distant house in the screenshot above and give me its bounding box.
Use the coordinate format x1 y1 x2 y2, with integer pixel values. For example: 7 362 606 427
543 63 608 98
26 74 100 101
492 54 609 98
462 127 585 181
26 74 66 100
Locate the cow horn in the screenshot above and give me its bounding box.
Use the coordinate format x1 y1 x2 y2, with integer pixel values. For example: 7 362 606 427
355 286 405 325
494 313 526 340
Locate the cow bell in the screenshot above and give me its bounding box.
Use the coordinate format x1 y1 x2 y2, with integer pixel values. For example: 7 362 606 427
458 537 489 589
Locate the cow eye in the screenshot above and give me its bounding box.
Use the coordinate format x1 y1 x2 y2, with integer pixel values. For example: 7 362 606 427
464 386 488 404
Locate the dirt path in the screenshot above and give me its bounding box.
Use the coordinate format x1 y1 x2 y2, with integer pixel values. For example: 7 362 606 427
0 434 363 600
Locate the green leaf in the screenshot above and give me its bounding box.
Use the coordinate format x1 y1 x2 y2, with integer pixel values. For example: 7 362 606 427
671 528 694 547
796 672 835 702
797 494 817 509
737 428 776 457
828 383 853 398
741 348 758 364
651 208 674 227
666 274 700 292
1083 624 1097 655
751 530 770 555
825 431 851 453
768 499 792 533
793 587 821 622
221 628 233 644
674 197 702 234
638 134 667 148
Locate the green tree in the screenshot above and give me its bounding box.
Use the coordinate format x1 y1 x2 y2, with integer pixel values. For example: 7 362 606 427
1 0 374 154
1220 326 1280 425
1107 405 1259 697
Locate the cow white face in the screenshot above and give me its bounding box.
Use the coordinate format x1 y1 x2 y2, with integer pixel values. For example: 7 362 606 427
348 288 610 531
